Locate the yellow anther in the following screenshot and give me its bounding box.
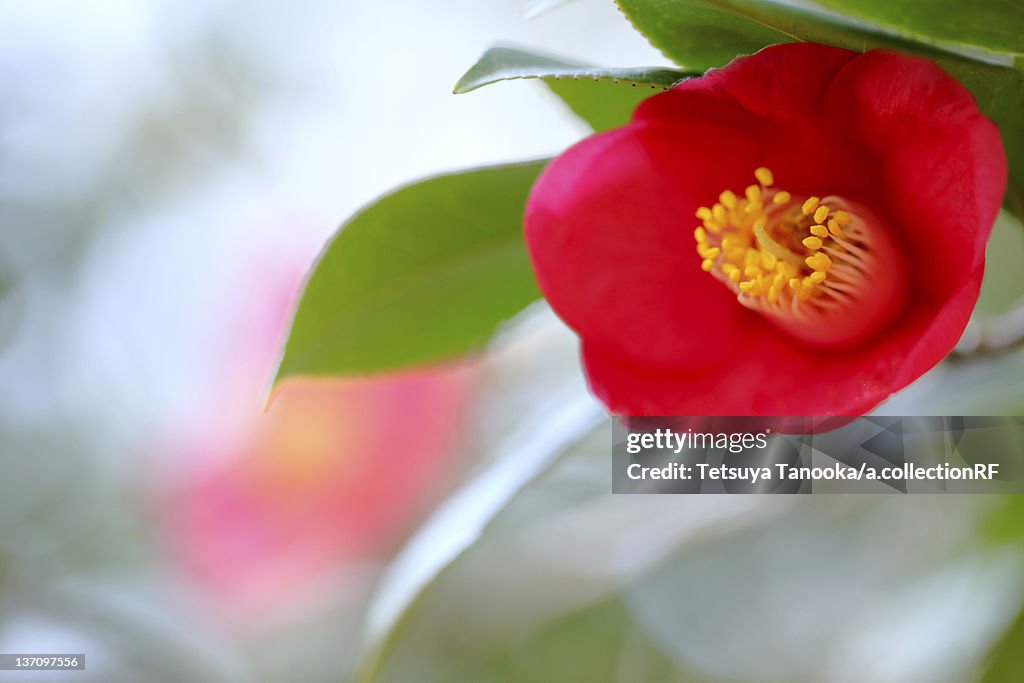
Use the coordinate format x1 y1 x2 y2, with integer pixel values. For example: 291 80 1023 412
801 197 820 215
692 167 865 312
805 252 833 272
742 280 766 296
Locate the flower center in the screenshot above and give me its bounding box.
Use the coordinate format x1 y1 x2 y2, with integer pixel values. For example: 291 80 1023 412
693 167 905 347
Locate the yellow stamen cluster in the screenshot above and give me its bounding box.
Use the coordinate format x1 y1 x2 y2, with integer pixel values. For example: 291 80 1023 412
693 167 864 320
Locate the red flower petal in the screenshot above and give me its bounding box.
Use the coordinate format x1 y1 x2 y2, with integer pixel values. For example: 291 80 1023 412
636 43 859 127
526 44 1007 416
583 269 982 416
526 121 764 370
822 50 1006 295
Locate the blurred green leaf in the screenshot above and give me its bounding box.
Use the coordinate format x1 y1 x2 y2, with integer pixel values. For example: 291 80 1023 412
977 210 1024 316
273 161 545 384
812 0 1024 59
985 495 1024 543
980 604 1024 683
461 597 698 683
359 407 1010 682
455 46 692 131
615 0 1024 215
358 419 775 682
624 496 1012 682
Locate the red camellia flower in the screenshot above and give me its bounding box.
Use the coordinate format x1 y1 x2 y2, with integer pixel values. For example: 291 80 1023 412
525 43 1007 416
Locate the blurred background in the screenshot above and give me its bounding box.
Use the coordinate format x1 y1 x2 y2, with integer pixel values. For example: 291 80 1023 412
1 1 1023 681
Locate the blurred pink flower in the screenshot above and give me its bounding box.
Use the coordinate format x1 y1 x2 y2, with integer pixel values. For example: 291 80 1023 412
157 243 475 621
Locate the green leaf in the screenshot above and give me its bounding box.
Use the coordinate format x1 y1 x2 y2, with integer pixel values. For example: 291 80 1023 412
980 604 1024 683
976 210 1024 317
357 416 778 682
357 396 1009 682
614 0 793 71
454 46 693 132
615 0 930 63
615 0 1024 215
273 161 545 385
453 46 687 93
540 79 657 133
459 597 699 683
984 495 1024 543
624 496 1010 681
812 0 1024 59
